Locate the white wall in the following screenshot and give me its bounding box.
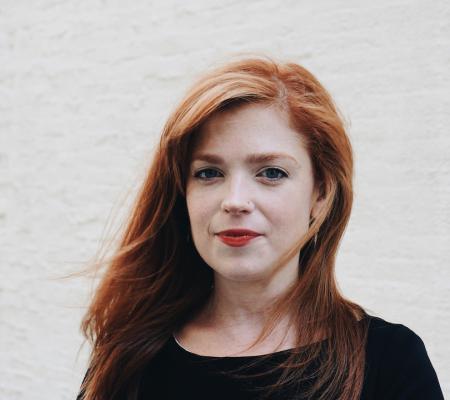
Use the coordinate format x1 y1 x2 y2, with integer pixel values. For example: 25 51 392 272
1 1 449 398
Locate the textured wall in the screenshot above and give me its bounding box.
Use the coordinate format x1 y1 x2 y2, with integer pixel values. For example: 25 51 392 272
1 1 449 398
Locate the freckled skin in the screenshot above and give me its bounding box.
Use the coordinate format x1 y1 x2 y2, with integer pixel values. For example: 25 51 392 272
186 103 324 288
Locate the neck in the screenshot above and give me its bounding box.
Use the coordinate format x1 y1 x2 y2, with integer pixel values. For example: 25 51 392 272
196 261 298 344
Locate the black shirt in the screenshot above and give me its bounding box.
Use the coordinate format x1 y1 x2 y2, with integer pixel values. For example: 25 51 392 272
78 315 444 399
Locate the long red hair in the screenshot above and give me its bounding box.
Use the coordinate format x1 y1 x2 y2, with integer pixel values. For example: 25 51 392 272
80 56 368 399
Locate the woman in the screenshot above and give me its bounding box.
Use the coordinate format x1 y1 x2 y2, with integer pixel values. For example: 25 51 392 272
77 57 443 399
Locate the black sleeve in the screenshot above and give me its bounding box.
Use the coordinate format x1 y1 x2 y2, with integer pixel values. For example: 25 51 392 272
377 324 444 399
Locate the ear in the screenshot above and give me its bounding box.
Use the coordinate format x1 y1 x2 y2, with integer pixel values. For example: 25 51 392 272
310 184 326 220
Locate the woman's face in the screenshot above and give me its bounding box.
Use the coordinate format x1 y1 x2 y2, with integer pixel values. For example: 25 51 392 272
186 102 324 285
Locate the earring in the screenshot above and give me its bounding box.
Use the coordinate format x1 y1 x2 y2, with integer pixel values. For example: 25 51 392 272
309 215 317 246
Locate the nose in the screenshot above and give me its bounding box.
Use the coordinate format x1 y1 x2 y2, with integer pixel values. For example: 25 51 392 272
220 175 255 215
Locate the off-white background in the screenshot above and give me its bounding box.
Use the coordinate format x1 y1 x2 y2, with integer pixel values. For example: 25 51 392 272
1 1 449 399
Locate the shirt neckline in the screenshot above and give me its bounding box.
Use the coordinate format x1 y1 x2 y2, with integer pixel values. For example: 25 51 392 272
170 315 369 360
171 334 319 360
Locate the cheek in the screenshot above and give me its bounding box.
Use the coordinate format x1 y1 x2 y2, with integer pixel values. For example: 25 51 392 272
186 193 212 235
268 192 313 236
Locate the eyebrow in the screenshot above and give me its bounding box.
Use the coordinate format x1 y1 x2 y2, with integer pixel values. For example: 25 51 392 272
191 152 300 166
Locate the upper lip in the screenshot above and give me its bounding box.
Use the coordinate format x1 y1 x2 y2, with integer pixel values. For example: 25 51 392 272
217 229 262 236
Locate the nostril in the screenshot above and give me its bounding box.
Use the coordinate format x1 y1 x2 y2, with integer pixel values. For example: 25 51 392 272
222 200 254 214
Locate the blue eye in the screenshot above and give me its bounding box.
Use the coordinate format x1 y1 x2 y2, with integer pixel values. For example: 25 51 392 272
259 168 288 180
193 167 288 181
194 168 222 180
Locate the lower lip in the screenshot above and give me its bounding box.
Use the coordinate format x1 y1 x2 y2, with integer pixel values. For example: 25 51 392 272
217 234 261 247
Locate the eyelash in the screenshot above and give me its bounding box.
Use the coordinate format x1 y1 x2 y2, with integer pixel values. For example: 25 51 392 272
193 167 288 182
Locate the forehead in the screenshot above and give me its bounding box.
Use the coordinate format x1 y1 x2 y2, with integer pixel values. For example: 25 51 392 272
190 102 308 159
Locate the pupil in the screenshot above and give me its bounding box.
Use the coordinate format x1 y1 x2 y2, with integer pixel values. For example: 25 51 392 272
266 169 279 179
204 169 217 178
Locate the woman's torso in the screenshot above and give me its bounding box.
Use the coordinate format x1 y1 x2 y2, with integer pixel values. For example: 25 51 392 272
135 315 444 399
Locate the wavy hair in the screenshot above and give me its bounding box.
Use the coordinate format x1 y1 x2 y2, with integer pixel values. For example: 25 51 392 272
79 56 369 400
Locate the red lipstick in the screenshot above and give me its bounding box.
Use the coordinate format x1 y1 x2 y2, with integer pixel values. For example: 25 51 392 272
216 229 262 247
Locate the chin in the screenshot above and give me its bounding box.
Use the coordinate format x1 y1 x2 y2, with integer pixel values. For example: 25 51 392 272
213 263 272 283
